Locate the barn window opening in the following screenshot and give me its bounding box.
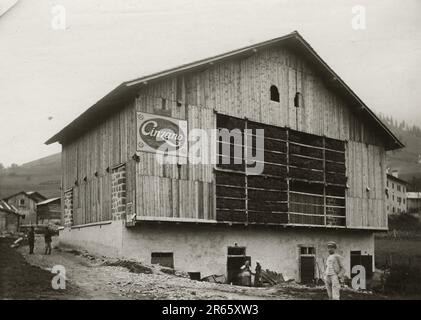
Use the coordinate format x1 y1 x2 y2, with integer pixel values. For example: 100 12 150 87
294 92 302 108
227 246 246 256
270 85 280 102
188 272 201 281
151 252 174 268
300 247 315 255
161 98 167 110
19 199 25 206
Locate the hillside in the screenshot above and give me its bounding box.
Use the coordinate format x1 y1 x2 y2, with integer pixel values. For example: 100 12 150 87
379 114 421 188
0 153 61 199
387 129 421 178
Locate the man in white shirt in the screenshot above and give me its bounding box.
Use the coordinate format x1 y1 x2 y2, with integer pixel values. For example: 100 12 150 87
324 241 345 300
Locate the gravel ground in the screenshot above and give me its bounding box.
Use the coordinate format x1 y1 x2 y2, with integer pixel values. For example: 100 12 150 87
0 237 385 300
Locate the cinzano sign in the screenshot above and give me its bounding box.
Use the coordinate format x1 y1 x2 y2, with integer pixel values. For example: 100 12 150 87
136 112 188 157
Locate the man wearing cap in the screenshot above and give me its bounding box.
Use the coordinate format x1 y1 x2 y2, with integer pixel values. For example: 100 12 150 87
254 261 262 287
324 241 345 300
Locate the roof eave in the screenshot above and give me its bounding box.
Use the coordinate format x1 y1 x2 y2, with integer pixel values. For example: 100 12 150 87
291 34 404 151
45 83 131 145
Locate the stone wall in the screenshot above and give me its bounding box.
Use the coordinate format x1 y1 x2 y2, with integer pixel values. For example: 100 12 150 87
111 165 126 220
63 189 73 227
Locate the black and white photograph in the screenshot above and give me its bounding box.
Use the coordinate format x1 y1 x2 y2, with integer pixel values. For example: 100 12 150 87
0 0 420 307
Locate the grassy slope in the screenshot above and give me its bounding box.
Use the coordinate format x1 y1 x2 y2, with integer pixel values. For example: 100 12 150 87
0 153 61 199
375 215 421 269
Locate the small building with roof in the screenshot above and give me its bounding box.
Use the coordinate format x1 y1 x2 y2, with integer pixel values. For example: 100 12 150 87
37 197 62 226
0 199 22 233
407 192 421 214
3 191 46 225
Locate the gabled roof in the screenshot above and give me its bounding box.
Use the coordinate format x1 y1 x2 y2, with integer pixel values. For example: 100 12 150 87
3 191 47 203
37 197 61 206
386 174 408 185
0 200 20 215
26 191 47 202
46 31 404 150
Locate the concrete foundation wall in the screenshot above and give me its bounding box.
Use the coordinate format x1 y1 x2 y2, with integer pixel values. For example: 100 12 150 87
123 224 374 280
59 222 374 281
58 221 124 257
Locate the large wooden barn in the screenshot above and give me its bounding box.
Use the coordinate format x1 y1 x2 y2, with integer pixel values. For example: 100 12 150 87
47 31 403 282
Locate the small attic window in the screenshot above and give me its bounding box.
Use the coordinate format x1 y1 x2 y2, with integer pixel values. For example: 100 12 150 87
270 85 280 102
294 92 302 108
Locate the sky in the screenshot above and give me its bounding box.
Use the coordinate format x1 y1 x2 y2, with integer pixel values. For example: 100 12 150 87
0 0 420 167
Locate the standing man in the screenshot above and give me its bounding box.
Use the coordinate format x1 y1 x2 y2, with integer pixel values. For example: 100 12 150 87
324 241 345 300
44 227 52 255
28 226 35 254
254 261 262 287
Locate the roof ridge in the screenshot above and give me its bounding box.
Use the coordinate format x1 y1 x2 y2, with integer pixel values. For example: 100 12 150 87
45 31 404 150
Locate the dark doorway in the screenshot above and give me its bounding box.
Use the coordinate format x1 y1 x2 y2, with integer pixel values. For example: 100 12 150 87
300 256 315 283
226 246 250 285
300 247 315 283
351 251 373 278
227 256 251 285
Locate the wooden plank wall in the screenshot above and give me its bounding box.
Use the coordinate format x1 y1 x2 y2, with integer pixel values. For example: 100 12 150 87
346 141 387 229
179 46 383 147
134 90 215 220
62 103 136 225
62 44 388 229
132 45 387 229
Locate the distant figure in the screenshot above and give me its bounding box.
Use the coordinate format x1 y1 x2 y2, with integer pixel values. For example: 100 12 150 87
44 227 52 255
239 260 252 286
324 241 345 300
254 261 262 287
28 226 35 254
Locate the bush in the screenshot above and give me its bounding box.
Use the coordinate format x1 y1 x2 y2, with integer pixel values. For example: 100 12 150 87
389 214 421 232
384 264 421 295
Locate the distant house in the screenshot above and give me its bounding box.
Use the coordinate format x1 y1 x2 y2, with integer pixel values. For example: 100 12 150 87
386 173 408 215
0 199 21 233
3 191 46 225
407 192 421 214
37 197 61 226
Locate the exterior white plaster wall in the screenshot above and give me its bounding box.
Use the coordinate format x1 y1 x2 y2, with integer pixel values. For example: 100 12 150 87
58 221 124 257
58 221 374 281
122 224 375 281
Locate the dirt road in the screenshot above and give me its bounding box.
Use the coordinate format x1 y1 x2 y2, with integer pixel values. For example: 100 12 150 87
0 237 384 300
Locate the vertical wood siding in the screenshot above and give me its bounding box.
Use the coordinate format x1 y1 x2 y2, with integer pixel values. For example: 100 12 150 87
62 45 388 229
